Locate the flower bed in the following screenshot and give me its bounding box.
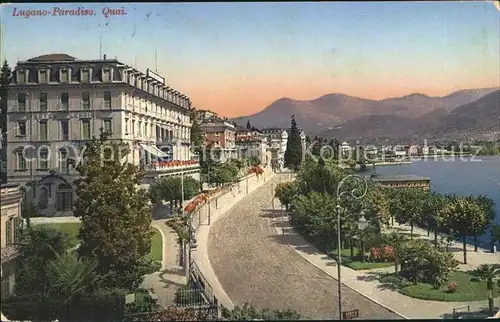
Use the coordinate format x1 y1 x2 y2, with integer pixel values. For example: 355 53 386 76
151 160 199 168
369 245 395 262
247 165 264 175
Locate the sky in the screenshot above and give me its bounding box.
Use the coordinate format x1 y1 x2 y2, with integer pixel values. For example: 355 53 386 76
2 2 499 117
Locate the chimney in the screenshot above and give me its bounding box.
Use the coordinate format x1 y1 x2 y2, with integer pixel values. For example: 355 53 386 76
103 54 107 60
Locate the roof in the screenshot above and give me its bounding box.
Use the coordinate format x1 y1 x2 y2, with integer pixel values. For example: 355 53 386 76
38 170 70 185
27 53 77 62
371 175 431 182
0 183 20 189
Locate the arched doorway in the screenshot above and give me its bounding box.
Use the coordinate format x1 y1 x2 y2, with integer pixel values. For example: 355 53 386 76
56 183 73 211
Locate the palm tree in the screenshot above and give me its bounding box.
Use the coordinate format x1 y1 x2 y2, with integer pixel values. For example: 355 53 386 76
46 251 99 306
177 226 190 268
471 264 500 316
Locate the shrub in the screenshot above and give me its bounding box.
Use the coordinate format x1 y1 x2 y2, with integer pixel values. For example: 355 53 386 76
447 282 457 293
380 275 404 287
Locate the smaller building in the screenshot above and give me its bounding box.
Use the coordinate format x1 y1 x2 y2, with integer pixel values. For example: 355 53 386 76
235 127 269 165
201 121 237 161
1 183 23 298
371 174 431 189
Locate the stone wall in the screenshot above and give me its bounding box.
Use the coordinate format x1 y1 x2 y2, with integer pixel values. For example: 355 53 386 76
188 167 275 312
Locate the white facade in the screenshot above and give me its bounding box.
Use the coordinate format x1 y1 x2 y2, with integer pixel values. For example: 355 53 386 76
6 54 195 186
5 54 199 215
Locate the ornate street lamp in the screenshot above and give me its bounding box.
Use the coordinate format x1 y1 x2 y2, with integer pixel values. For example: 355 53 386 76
335 174 368 320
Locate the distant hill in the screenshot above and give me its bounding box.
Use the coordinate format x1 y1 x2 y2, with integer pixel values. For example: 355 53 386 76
318 90 500 140
232 87 499 136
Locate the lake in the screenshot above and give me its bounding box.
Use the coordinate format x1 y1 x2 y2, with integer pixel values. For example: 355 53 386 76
373 156 500 245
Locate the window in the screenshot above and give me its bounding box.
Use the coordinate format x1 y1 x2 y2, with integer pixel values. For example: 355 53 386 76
103 119 112 133
56 183 73 211
82 92 90 109
18 93 26 112
60 69 69 83
81 69 89 83
144 123 148 137
39 187 49 209
39 121 48 140
102 69 111 82
16 150 26 170
60 120 69 140
82 119 91 139
150 124 153 137
17 121 26 136
138 122 142 135
39 93 48 111
17 70 26 84
5 218 12 246
103 91 111 108
39 70 48 83
39 148 49 169
131 120 135 134
58 149 68 173
61 92 69 110
125 118 129 134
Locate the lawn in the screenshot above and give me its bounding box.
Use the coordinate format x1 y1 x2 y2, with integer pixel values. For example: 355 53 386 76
34 222 81 247
329 247 394 270
147 229 163 263
33 223 163 263
395 271 500 302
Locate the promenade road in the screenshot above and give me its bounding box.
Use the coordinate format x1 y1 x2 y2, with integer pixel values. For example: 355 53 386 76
208 176 401 320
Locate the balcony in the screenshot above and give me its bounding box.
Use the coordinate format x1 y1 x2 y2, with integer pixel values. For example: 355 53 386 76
1 245 20 264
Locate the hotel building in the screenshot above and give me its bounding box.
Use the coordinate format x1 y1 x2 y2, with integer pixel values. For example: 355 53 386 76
6 53 199 216
261 128 306 171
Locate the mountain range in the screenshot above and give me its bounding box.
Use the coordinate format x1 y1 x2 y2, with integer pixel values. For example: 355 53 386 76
231 88 499 140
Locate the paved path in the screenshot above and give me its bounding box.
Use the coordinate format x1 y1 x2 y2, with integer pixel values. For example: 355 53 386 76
271 209 499 319
141 220 187 308
207 176 401 320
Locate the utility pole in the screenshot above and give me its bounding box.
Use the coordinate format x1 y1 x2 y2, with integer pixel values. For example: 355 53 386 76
271 181 274 211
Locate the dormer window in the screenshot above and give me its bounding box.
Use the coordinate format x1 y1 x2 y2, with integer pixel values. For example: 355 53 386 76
17 70 26 84
102 69 111 82
60 69 69 83
38 70 49 83
81 68 90 83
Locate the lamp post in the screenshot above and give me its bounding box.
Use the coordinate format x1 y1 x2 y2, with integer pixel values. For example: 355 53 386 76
335 174 368 320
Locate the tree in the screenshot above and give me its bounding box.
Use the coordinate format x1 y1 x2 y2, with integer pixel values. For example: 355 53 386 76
189 108 204 159
383 232 408 275
246 120 252 129
439 197 488 264
364 186 391 226
274 182 297 211
420 191 447 248
469 195 495 251
390 188 426 239
71 132 154 290
289 192 337 251
471 264 500 316
284 115 303 172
